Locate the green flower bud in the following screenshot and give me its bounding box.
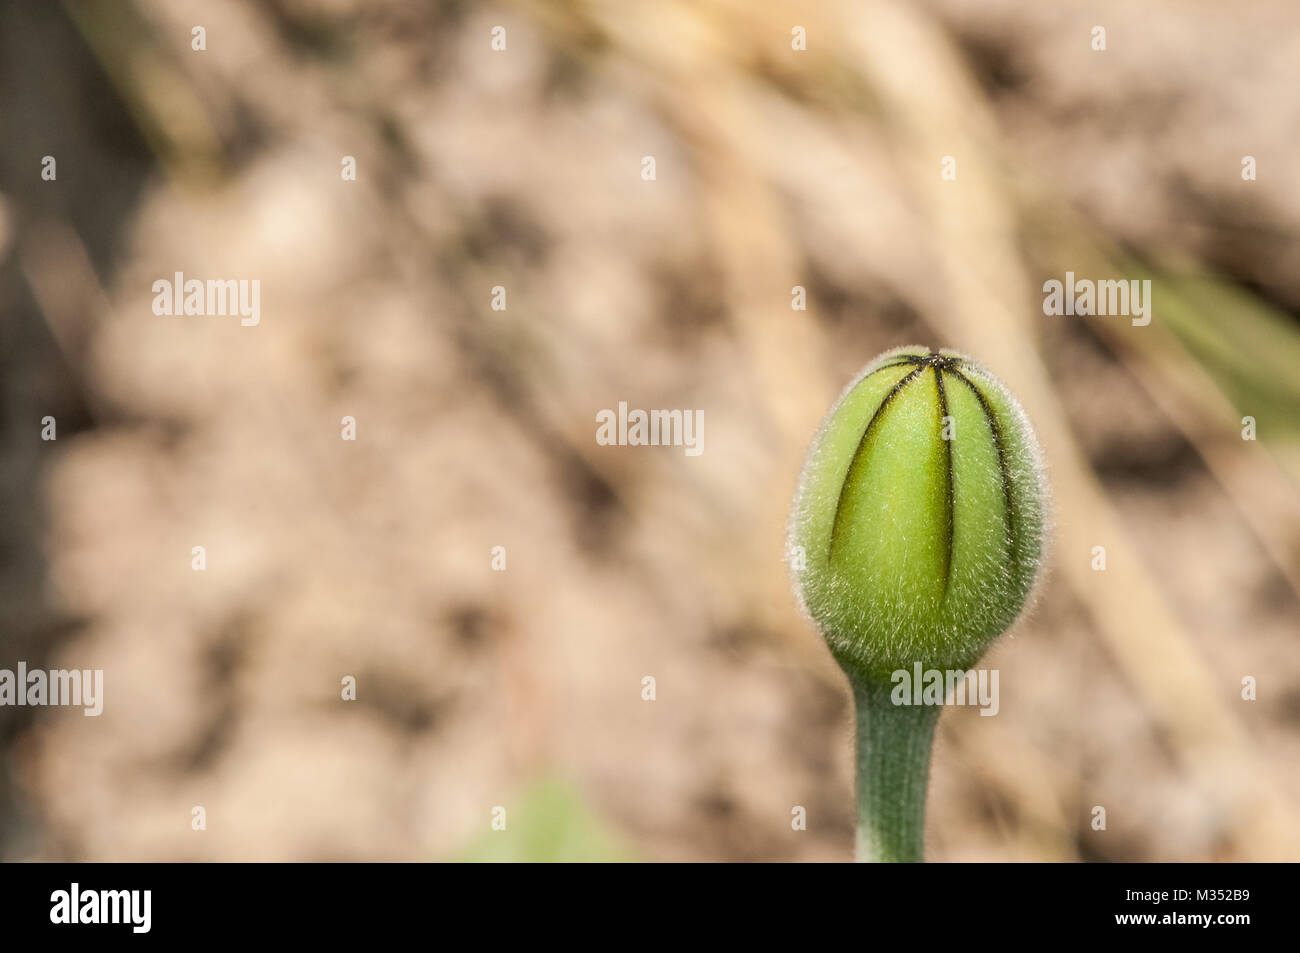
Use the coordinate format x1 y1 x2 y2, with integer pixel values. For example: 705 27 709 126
790 346 1048 684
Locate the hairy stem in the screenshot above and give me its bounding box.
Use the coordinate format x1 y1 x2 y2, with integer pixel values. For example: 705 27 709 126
851 677 942 863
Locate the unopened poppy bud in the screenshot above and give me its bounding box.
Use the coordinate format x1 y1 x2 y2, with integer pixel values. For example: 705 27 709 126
790 346 1048 683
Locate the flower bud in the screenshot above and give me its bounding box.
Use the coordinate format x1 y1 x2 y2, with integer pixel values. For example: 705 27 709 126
790 346 1048 683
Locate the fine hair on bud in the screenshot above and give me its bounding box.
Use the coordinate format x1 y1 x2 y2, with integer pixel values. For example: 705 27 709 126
789 346 1049 683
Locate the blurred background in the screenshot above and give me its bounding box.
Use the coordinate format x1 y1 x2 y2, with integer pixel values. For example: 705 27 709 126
1 0 1299 861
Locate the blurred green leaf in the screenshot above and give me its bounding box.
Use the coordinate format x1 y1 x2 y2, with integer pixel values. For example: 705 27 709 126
1149 270 1300 442
456 778 636 863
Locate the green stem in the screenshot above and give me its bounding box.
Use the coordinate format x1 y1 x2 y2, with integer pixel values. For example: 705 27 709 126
851 676 941 862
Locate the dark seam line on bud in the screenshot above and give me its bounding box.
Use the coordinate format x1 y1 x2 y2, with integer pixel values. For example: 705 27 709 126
846 358 925 394
871 356 927 373
828 364 927 561
845 356 928 396
948 368 1016 575
934 367 955 596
